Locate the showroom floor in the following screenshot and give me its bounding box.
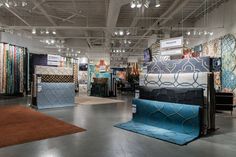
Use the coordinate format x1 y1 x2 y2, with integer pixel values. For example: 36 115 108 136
0 95 236 157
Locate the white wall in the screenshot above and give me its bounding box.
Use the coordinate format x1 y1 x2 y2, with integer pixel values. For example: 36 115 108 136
190 0 236 46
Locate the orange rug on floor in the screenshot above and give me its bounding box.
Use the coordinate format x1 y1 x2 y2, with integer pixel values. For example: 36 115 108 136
0 106 85 148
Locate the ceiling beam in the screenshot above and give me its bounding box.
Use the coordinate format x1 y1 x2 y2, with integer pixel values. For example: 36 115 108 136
3 6 31 26
105 0 132 47
130 0 190 51
32 0 46 11
2 26 223 31
19 8 75 24
32 0 57 26
44 3 86 18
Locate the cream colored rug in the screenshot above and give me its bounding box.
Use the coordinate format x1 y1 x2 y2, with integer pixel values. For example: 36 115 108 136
75 96 125 105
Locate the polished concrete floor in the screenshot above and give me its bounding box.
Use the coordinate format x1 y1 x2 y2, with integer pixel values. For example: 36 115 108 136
0 95 236 157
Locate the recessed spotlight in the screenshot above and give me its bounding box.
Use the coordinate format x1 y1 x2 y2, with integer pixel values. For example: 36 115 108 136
45 29 49 34
186 31 191 36
52 30 56 35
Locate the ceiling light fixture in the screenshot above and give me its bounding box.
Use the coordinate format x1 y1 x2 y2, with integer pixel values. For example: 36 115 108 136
119 30 124 36
136 0 142 8
52 30 56 35
32 28 36 34
130 0 136 8
155 0 160 8
5 1 10 8
186 31 191 36
45 29 49 34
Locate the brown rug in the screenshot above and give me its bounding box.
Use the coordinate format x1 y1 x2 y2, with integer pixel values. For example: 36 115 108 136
0 106 85 148
75 96 125 105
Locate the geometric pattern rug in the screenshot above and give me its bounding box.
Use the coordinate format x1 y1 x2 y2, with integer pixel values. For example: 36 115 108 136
115 99 201 145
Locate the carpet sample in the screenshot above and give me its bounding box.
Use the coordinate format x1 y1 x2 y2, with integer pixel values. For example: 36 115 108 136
115 99 201 145
0 106 85 148
76 96 124 105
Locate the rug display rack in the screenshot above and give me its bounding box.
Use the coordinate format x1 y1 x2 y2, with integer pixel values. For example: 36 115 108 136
0 43 29 96
0 106 85 148
116 57 216 145
32 66 75 109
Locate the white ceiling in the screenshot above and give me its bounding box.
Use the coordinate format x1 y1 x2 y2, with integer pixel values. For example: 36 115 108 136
0 0 227 55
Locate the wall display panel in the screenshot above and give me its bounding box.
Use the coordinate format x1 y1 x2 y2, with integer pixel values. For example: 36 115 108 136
147 57 210 74
35 66 73 76
221 34 236 94
37 83 75 109
0 44 3 93
0 43 26 95
202 38 221 58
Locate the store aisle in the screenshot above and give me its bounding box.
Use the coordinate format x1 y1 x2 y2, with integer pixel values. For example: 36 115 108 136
0 95 235 157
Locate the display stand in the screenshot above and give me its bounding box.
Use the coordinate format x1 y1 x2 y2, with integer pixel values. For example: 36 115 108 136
32 66 75 109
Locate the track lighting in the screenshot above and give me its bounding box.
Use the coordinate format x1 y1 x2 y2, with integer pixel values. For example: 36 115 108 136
155 0 160 8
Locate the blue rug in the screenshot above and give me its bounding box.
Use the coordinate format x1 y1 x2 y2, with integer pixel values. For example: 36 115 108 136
115 99 201 145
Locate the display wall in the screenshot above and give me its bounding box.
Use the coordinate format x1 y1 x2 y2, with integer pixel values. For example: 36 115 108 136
0 43 28 95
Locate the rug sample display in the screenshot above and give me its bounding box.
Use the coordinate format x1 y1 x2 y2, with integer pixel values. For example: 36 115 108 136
202 38 221 57
0 106 85 148
115 99 201 145
35 66 73 75
37 83 75 109
147 57 210 74
41 75 74 83
139 87 204 106
75 95 124 105
0 43 26 95
221 34 236 94
140 72 208 95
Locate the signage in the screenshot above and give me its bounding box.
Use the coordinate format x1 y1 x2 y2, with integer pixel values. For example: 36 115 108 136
47 55 61 66
160 36 183 50
161 48 183 56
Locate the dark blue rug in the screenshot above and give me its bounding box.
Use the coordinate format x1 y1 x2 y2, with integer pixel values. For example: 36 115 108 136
115 99 201 145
